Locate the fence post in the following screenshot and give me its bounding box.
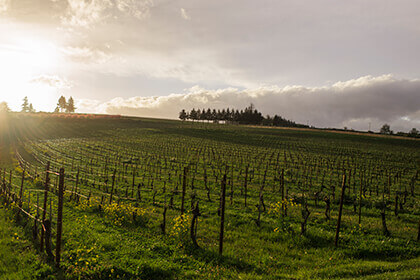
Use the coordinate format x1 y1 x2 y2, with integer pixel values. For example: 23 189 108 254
72 168 79 202
40 161 50 251
44 219 54 261
181 167 187 215
7 169 12 202
132 165 136 198
160 206 167 234
219 174 227 256
335 173 346 247
19 167 25 207
109 169 116 204
55 167 65 267
190 201 201 247
244 164 248 207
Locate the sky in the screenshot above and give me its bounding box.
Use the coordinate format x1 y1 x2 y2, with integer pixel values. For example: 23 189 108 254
0 0 419 132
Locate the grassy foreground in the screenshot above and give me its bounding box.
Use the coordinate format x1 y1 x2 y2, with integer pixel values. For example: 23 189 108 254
0 113 419 279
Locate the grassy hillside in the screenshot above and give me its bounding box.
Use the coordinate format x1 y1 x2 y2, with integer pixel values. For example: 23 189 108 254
0 113 419 279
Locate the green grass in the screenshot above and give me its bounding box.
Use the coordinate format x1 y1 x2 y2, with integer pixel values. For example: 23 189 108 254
0 113 419 279
0 203 55 279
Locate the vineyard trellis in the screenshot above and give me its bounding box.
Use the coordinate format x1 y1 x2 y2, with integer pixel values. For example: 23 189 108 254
0 161 65 267
1 119 419 277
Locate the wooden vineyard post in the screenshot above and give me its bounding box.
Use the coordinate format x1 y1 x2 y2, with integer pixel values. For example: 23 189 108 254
417 217 420 241
74 168 79 202
281 168 285 216
160 206 167 234
33 194 38 240
137 183 142 202
358 171 363 225
219 174 227 256
8 169 12 199
190 201 201 248
244 164 248 207
40 162 50 251
394 191 399 217
132 165 136 198
55 168 65 267
44 219 54 261
381 179 391 237
19 166 25 207
3 169 6 199
181 167 187 215
334 173 346 247
229 166 234 205
256 169 267 227
204 167 211 202
109 169 116 204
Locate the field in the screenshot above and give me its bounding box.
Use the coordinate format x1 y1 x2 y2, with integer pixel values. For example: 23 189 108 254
0 113 419 279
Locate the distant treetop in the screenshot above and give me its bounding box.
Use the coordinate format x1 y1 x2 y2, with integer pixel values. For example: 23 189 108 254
179 104 308 128
55 96 76 113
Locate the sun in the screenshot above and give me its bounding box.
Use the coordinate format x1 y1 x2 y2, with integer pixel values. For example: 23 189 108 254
0 37 62 111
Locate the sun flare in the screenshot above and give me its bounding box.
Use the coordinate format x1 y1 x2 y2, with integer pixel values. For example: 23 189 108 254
0 37 61 111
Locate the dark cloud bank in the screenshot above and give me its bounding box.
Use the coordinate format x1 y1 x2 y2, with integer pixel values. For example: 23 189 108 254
78 75 420 132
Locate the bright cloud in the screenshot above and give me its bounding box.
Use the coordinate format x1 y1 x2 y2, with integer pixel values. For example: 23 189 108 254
29 74 73 89
180 8 190 20
0 1 419 132
62 0 111 27
0 0 10 13
76 75 420 132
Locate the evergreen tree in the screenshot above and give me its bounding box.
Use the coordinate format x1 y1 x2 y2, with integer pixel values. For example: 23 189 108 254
201 108 206 121
179 109 188 121
221 109 226 120
216 109 222 121
21 96 29 112
212 109 217 121
380 124 391 135
196 109 202 121
57 96 67 113
178 104 304 127
189 108 198 121
0 101 10 112
206 108 212 122
66 96 76 113
409 128 419 136
28 103 35 113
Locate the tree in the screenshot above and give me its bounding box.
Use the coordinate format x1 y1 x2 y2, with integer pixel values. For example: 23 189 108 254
28 103 35 113
380 124 391 135
0 101 10 113
189 108 198 121
21 96 29 112
211 109 217 122
57 96 66 112
409 128 419 136
216 109 222 121
226 108 231 121
206 108 212 122
221 109 226 120
196 109 202 121
66 96 76 113
179 109 187 121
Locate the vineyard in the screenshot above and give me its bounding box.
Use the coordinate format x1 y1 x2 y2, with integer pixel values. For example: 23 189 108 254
0 114 419 279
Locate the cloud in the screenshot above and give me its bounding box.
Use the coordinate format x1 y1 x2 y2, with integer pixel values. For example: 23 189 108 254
62 0 112 27
116 0 154 19
61 46 112 64
180 8 190 20
29 74 73 89
76 75 420 132
0 0 10 14
62 0 153 27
